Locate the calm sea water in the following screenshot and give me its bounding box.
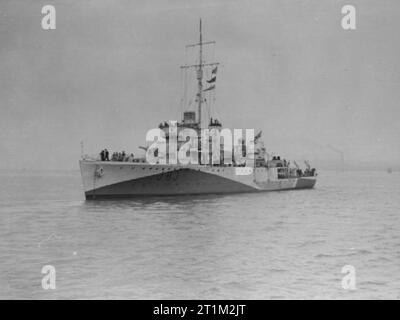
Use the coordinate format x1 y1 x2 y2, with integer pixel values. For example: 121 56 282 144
0 169 399 299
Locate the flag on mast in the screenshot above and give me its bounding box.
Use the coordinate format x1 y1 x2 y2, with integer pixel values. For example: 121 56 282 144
207 76 216 83
203 85 215 92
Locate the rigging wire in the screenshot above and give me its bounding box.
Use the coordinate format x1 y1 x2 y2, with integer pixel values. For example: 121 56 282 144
183 47 188 115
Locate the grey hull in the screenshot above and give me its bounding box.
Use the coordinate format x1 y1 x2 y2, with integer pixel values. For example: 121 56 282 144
80 161 316 199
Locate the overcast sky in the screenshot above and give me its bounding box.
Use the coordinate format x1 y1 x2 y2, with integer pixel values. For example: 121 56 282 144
0 0 399 170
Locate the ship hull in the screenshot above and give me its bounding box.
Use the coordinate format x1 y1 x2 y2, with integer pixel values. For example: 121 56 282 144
80 161 316 199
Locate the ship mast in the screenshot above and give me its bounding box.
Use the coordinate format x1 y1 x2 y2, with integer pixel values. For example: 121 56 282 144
197 19 203 128
181 19 219 129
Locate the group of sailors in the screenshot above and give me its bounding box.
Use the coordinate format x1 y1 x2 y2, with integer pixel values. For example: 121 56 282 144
271 156 290 168
296 168 316 177
304 168 316 177
271 155 316 177
100 149 135 162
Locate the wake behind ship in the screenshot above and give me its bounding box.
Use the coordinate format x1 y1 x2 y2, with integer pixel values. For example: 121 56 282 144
79 20 317 199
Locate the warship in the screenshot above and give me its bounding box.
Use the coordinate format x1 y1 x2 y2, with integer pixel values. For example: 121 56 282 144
79 20 317 199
